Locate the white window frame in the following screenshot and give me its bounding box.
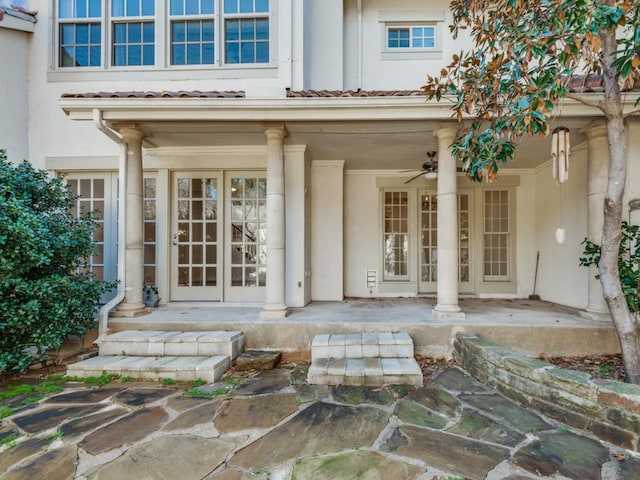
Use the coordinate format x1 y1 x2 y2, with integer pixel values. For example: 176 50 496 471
52 0 273 71
378 10 445 61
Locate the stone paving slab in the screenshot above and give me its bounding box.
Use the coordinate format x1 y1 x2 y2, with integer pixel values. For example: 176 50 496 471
112 387 175 407
215 394 298 433
447 408 525 447
291 451 424 480
79 406 168 455
11 405 104 434
60 407 129 440
513 431 611 480
44 387 121 404
0 365 631 479
381 426 510 480
1 445 77 480
88 435 234 480
459 393 551 433
163 400 222 431
230 402 389 469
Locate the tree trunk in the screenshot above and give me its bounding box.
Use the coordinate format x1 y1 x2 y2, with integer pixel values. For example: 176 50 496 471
599 21 640 383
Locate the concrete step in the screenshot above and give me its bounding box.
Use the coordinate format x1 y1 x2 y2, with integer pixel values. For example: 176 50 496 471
311 332 414 361
307 332 423 386
66 355 230 383
99 330 244 359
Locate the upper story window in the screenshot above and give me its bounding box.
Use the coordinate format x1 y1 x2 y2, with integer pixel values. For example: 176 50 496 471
55 0 271 69
58 0 102 67
112 0 155 66
387 25 436 50
378 10 445 61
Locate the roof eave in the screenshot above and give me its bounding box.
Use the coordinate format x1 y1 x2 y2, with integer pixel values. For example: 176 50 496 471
59 94 614 123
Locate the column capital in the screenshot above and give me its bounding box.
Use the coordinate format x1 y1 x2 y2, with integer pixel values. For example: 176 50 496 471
114 123 146 143
263 122 288 140
585 120 608 141
435 125 459 141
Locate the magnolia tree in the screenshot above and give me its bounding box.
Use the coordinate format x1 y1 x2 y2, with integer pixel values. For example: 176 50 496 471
423 0 640 381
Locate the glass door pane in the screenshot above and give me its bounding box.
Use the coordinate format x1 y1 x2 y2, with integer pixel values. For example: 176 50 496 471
418 190 473 293
171 172 221 301
225 173 266 302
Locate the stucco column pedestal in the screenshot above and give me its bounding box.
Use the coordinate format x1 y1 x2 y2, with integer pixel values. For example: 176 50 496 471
260 124 290 318
579 121 611 321
111 124 150 318
434 126 465 320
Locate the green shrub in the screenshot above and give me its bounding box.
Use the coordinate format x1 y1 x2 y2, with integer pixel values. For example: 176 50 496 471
0 150 114 372
580 221 640 316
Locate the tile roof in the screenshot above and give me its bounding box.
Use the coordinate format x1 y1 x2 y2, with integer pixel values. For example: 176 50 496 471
60 90 245 99
286 89 426 97
59 75 622 101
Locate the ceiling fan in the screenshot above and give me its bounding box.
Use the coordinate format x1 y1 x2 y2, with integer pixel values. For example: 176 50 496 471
400 151 439 184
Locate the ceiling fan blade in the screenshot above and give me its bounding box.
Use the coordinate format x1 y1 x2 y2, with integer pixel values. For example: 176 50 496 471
404 172 427 184
398 169 422 173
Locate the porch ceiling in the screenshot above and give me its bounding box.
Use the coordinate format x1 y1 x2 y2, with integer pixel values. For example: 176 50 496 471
138 118 589 171
60 94 602 171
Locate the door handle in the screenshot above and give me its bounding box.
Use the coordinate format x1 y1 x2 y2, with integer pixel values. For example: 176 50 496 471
172 234 178 246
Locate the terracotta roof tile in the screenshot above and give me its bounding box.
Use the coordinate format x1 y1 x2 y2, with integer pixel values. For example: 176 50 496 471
60 90 245 99
286 89 425 97
565 74 605 93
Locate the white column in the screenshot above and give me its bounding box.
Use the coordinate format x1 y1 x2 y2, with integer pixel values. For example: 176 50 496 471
434 126 465 319
112 124 150 317
260 123 290 318
581 121 610 319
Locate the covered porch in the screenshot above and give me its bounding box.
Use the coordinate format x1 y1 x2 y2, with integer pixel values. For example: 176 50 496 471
106 298 620 358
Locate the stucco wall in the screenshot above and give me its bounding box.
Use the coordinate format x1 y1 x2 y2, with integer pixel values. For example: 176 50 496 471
534 146 589 308
0 25 30 163
344 171 380 297
343 0 473 91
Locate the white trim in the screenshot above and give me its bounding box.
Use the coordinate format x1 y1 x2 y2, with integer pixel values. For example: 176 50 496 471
61 96 620 122
312 160 345 168
377 10 446 23
0 13 36 32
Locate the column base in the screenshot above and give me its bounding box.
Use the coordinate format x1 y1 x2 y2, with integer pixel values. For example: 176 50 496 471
433 305 466 320
260 306 290 319
578 309 611 322
111 303 151 318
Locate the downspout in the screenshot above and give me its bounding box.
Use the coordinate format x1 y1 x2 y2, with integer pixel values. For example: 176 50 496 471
356 0 363 89
92 109 127 342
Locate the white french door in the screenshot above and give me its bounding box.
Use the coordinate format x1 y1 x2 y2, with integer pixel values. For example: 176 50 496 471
224 173 267 302
418 189 474 294
171 172 222 301
170 171 266 302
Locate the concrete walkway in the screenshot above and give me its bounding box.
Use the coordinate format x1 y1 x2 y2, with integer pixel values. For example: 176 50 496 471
1 364 637 480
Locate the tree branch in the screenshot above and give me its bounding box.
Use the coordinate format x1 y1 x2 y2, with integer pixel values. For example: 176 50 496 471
566 93 605 110
623 108 640 118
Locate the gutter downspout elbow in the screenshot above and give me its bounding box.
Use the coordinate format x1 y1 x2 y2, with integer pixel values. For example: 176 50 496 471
92 109 127 342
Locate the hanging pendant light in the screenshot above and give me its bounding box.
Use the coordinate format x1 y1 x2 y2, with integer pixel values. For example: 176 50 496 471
551 126 570 183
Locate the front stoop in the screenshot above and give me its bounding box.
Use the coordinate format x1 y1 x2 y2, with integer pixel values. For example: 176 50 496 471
307 333 423 386
66 330 244 383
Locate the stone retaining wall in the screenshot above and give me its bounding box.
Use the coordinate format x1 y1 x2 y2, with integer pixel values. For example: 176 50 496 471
454 333 640 451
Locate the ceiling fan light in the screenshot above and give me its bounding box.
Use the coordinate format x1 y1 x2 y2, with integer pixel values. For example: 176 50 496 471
423 171 438 180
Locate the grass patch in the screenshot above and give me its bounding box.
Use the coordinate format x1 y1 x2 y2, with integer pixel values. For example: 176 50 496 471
50 373 120 385
46 430 64 442
183 386 230 398
0 434 19 448
189 379 206 388
223 374 245 386
0 382 63 402
0 406 16 419
161 378 177 385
